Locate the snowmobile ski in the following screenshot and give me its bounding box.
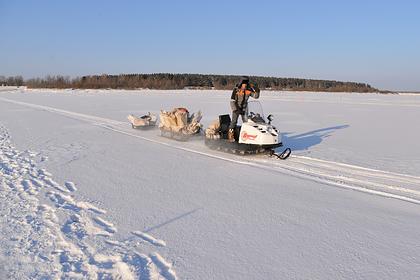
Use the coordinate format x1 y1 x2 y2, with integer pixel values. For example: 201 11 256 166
269 148 291 160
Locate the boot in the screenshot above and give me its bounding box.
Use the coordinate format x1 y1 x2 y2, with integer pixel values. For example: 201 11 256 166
228 129 235 142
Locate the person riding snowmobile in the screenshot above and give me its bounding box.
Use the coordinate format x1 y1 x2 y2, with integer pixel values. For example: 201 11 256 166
228 76 260 141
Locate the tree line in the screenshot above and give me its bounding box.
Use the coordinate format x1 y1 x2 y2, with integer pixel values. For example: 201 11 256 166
1 73 378 92
0 75 24 87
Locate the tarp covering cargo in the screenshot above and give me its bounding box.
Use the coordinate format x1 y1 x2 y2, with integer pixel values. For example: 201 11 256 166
159 108 202 135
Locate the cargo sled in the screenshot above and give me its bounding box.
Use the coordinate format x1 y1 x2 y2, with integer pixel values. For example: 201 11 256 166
159 108 202 141
128 113 157 129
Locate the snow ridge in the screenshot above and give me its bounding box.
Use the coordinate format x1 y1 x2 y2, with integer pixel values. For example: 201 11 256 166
0 124 176 279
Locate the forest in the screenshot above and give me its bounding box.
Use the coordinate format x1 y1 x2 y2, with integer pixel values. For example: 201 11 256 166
1 74 378 92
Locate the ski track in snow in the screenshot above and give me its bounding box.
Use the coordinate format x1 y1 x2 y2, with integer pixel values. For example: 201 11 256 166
0 124 176 279
1 96 419 206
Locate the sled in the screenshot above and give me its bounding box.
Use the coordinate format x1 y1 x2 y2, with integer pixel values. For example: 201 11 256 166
159 108 202 141
127 113 157 129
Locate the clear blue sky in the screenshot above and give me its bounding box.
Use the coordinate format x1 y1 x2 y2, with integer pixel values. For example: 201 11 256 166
1 0 419 90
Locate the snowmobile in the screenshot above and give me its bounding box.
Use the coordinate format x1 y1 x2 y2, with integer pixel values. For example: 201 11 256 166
204 101 291 159
128 112 157 129
159 108 203 141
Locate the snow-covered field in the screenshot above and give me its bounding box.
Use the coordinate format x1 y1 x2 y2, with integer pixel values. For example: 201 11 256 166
1 88 420 279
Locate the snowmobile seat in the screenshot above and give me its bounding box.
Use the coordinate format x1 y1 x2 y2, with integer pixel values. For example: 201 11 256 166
250 113 265 124
219 114 231 139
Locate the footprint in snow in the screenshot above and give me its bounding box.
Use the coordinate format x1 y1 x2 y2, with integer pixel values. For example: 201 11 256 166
47 191 106 214
62 214 112 239
38 168 53 177
93 217 117 233
104 240 124 247
43 177 70 193
21 179 38 195
132 231 166 247
150 252 177 280
64 181 77 192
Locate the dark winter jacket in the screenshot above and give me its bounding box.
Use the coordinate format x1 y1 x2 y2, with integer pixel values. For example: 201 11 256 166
230 83 260 113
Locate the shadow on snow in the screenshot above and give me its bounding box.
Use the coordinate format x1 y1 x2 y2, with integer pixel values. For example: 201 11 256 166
144 208 202 233
281 125 349 152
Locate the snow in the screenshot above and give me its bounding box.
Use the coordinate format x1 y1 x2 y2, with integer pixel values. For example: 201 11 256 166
1 88 420 279
132 231 167 247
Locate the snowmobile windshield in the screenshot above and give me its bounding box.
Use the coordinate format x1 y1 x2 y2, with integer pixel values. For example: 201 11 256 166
247 101 266 123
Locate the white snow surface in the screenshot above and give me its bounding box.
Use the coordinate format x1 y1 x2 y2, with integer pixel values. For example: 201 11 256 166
1 88 420 279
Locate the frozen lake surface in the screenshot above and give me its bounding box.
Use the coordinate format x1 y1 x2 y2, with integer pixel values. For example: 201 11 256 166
1 89 419 279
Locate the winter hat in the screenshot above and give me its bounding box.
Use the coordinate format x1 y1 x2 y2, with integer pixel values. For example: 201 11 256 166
239 76 249 85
